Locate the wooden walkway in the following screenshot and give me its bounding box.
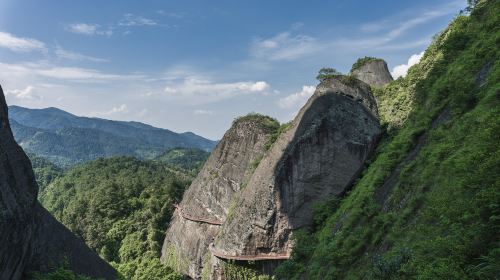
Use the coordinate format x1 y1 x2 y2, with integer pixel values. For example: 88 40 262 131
209 243 290 261
174 204 224 226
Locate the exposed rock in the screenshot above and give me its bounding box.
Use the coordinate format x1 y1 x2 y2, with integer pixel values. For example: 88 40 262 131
351 58 393 87
161 74 382 279
0 85 117 279
211 76 381 276
161 116 277 279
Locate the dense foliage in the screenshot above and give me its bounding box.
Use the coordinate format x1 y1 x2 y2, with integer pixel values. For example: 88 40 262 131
155 148 210 174
28 153 63 192
276 1 500 279
233 113 280 133
39 157 193 279
9 106 216 167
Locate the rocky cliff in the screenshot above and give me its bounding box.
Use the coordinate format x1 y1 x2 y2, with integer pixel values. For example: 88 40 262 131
0 85 117 279
212 76 381 274
162 73 382 279
351 58 393 87
161 115 278 279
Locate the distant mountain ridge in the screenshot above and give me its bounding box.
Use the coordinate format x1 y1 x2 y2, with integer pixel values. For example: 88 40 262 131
8 105 217 167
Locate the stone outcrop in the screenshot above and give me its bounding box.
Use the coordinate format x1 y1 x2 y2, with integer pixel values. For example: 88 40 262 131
212 77 381 271
351 59 393 87
162 73 382 279
0 85 117 279
161 116 277 279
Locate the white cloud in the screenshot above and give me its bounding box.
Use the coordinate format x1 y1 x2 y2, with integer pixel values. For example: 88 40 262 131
251 32 319 61
5 86 41 100
162 74 269 104
0 61 143 83
194 109 214 115
55 46 109 62
37 66 142 82
278 85 316 109
391 51 425 78
119 14 157 26
66 23 112 36
90 104 128 117
0 31 46 52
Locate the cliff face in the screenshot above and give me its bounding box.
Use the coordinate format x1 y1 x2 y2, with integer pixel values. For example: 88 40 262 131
351 59 393 87
213 77 381 261
0 85 116 279
161 117 277 279
162 74 382 279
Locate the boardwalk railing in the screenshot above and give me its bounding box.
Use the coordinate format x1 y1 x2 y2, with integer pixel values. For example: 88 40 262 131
174 204 224 226
209 243 290 261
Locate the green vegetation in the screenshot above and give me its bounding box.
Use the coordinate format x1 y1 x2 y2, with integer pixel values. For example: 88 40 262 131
265 121 292 150
28 153 63 192
276 1 500 279
9 106 216 167
39 157 191 279
155 147 210 174
233 113 280 133
31 261 94 280
315 67 341 82
222 261 272 280
351 56 383 72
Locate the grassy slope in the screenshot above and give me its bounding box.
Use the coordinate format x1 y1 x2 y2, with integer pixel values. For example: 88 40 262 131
276 1 500 279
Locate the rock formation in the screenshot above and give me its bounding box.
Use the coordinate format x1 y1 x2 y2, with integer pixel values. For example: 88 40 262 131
161 116 278 279
0 85 117 280
351 58 393 87
162 72 382 279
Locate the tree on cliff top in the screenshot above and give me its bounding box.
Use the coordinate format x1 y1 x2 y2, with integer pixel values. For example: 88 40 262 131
316 67 341 82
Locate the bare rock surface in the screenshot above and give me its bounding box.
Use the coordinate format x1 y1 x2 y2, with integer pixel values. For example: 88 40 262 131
161 117 276 279
0 85 117 280
214 77 381 259
351 59 393 87
161 74 382 279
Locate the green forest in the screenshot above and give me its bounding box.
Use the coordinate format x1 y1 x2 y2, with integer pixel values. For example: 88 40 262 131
35 156 196 280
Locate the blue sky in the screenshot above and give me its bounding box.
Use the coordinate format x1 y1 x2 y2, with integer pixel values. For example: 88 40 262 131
0 0 466 139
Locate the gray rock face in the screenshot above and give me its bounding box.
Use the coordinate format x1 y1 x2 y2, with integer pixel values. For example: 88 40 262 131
161 117 275 279
212 77 381 275
0 85 117 279
161 75 381 279
351 59 393 87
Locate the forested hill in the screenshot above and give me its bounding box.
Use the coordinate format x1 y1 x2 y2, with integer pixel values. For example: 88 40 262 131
37 156 193 279
8 105 217 167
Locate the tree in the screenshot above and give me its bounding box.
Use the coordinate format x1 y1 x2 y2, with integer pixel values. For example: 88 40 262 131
316 67 341 82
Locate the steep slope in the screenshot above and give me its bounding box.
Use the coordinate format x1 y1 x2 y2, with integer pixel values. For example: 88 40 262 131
8 105 217 166
161 115 279 279
275 1 500 279
0 85 117 279
210 76 381 278
161 73 382 279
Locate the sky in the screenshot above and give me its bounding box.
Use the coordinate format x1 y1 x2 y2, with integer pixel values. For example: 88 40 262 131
0 0 467 140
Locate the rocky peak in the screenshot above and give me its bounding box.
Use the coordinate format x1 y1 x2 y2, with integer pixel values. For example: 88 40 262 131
0 85 116 279
351 57 393 87
161 114 278 279
161 70 382 278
